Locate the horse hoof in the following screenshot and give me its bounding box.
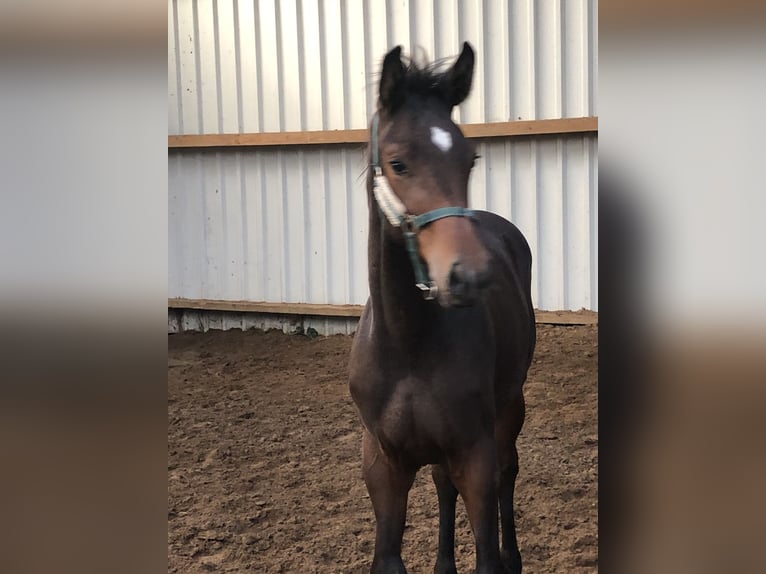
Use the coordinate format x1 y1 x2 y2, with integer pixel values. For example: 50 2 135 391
371 556 407 574
500 549 522 574
434 559 458 574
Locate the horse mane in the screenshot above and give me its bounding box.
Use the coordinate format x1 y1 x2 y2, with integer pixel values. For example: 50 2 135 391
387 53 455 102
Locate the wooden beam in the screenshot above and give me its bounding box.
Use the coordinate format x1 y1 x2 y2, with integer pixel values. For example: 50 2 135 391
168 299 598 325
168 129 368 148
168 298 363 318
461 117 597 138
533 310 599 325
168 117 597 149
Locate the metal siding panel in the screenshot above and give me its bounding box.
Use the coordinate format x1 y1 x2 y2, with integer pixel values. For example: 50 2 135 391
186 153 206 298
221 152 244 300
282 150 306 302
509 139 539 306
364 0 388 118
305 151 328 303
504 141 515 222
216 0 240 133
563 136 590 310
236 0 260 132
168 0 181 134
456 0 483 124
468 141 487 211
535 0 562 120
343 0 368 128
168 155 181 295
301 0 324 130
322 0 346 129
509 0 535 121
482 0 509 122
242 151 266 301
173 153 191 298
257 0 282 131
176 0 200 133
168 141 597 310
410 0 435 60
563 0 586 118
167 1 597 313
536 138 565 309
202 152 224 297
262 150 285 300
434 0 458 62
325 150 349 304
279 0 302 131
169 0 596 131
388 0 411 53
483 141 509 219
237 153 251 298
348 150 369 304
196 0 220 133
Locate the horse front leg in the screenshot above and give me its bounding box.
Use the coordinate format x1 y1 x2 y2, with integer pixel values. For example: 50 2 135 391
497 395 525 574
450 439 504 574
431 464 458 574
498 444 522 574
495 394 525 574
362 429 415 574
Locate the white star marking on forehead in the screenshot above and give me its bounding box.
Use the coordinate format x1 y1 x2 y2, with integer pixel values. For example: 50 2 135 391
430 126 452 153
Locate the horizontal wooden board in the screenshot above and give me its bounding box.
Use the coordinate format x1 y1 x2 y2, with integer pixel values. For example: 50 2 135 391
533 310 599 325
168 299 598 325
168 117 598 149
168 298 364 318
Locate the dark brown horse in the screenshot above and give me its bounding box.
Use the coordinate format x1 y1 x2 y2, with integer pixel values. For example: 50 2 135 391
348 43 536 574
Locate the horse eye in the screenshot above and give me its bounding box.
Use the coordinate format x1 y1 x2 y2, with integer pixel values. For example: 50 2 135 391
389 160 408 175
472 153 481 167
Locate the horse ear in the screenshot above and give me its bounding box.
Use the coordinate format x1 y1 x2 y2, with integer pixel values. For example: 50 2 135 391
445 42 475 107
379 46 405 111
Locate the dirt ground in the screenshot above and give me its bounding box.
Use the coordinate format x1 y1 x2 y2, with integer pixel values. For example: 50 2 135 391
168 323 598 573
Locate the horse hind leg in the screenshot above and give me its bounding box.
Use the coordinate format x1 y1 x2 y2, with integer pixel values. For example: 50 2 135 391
496 395 525 574
431 464 459 574
362 430 415 574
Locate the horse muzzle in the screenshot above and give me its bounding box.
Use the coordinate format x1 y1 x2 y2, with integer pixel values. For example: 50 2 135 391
438 259 492 307
418 216 492 307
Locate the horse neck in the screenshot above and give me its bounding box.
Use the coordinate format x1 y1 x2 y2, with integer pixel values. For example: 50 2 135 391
366 177 433 346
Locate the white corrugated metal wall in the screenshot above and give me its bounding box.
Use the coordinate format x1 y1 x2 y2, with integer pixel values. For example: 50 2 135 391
168 0 598 331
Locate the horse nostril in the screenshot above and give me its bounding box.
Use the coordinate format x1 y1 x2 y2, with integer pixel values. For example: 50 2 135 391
449 261 464 289
448 261 491 305
475 266 492 289
450 261 491 289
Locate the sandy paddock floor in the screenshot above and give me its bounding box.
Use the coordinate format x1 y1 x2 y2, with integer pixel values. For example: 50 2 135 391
168 324 597 573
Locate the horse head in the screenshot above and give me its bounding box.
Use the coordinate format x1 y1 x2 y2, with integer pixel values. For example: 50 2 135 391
373 42 492 307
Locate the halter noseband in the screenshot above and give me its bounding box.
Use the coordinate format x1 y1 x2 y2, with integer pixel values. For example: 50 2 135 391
371 113 475 300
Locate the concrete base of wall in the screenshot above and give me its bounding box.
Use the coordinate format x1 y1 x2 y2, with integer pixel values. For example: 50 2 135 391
168 308 358 336
168 308 597 336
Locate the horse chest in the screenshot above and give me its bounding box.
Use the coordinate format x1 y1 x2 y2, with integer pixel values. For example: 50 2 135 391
359 374 490 464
